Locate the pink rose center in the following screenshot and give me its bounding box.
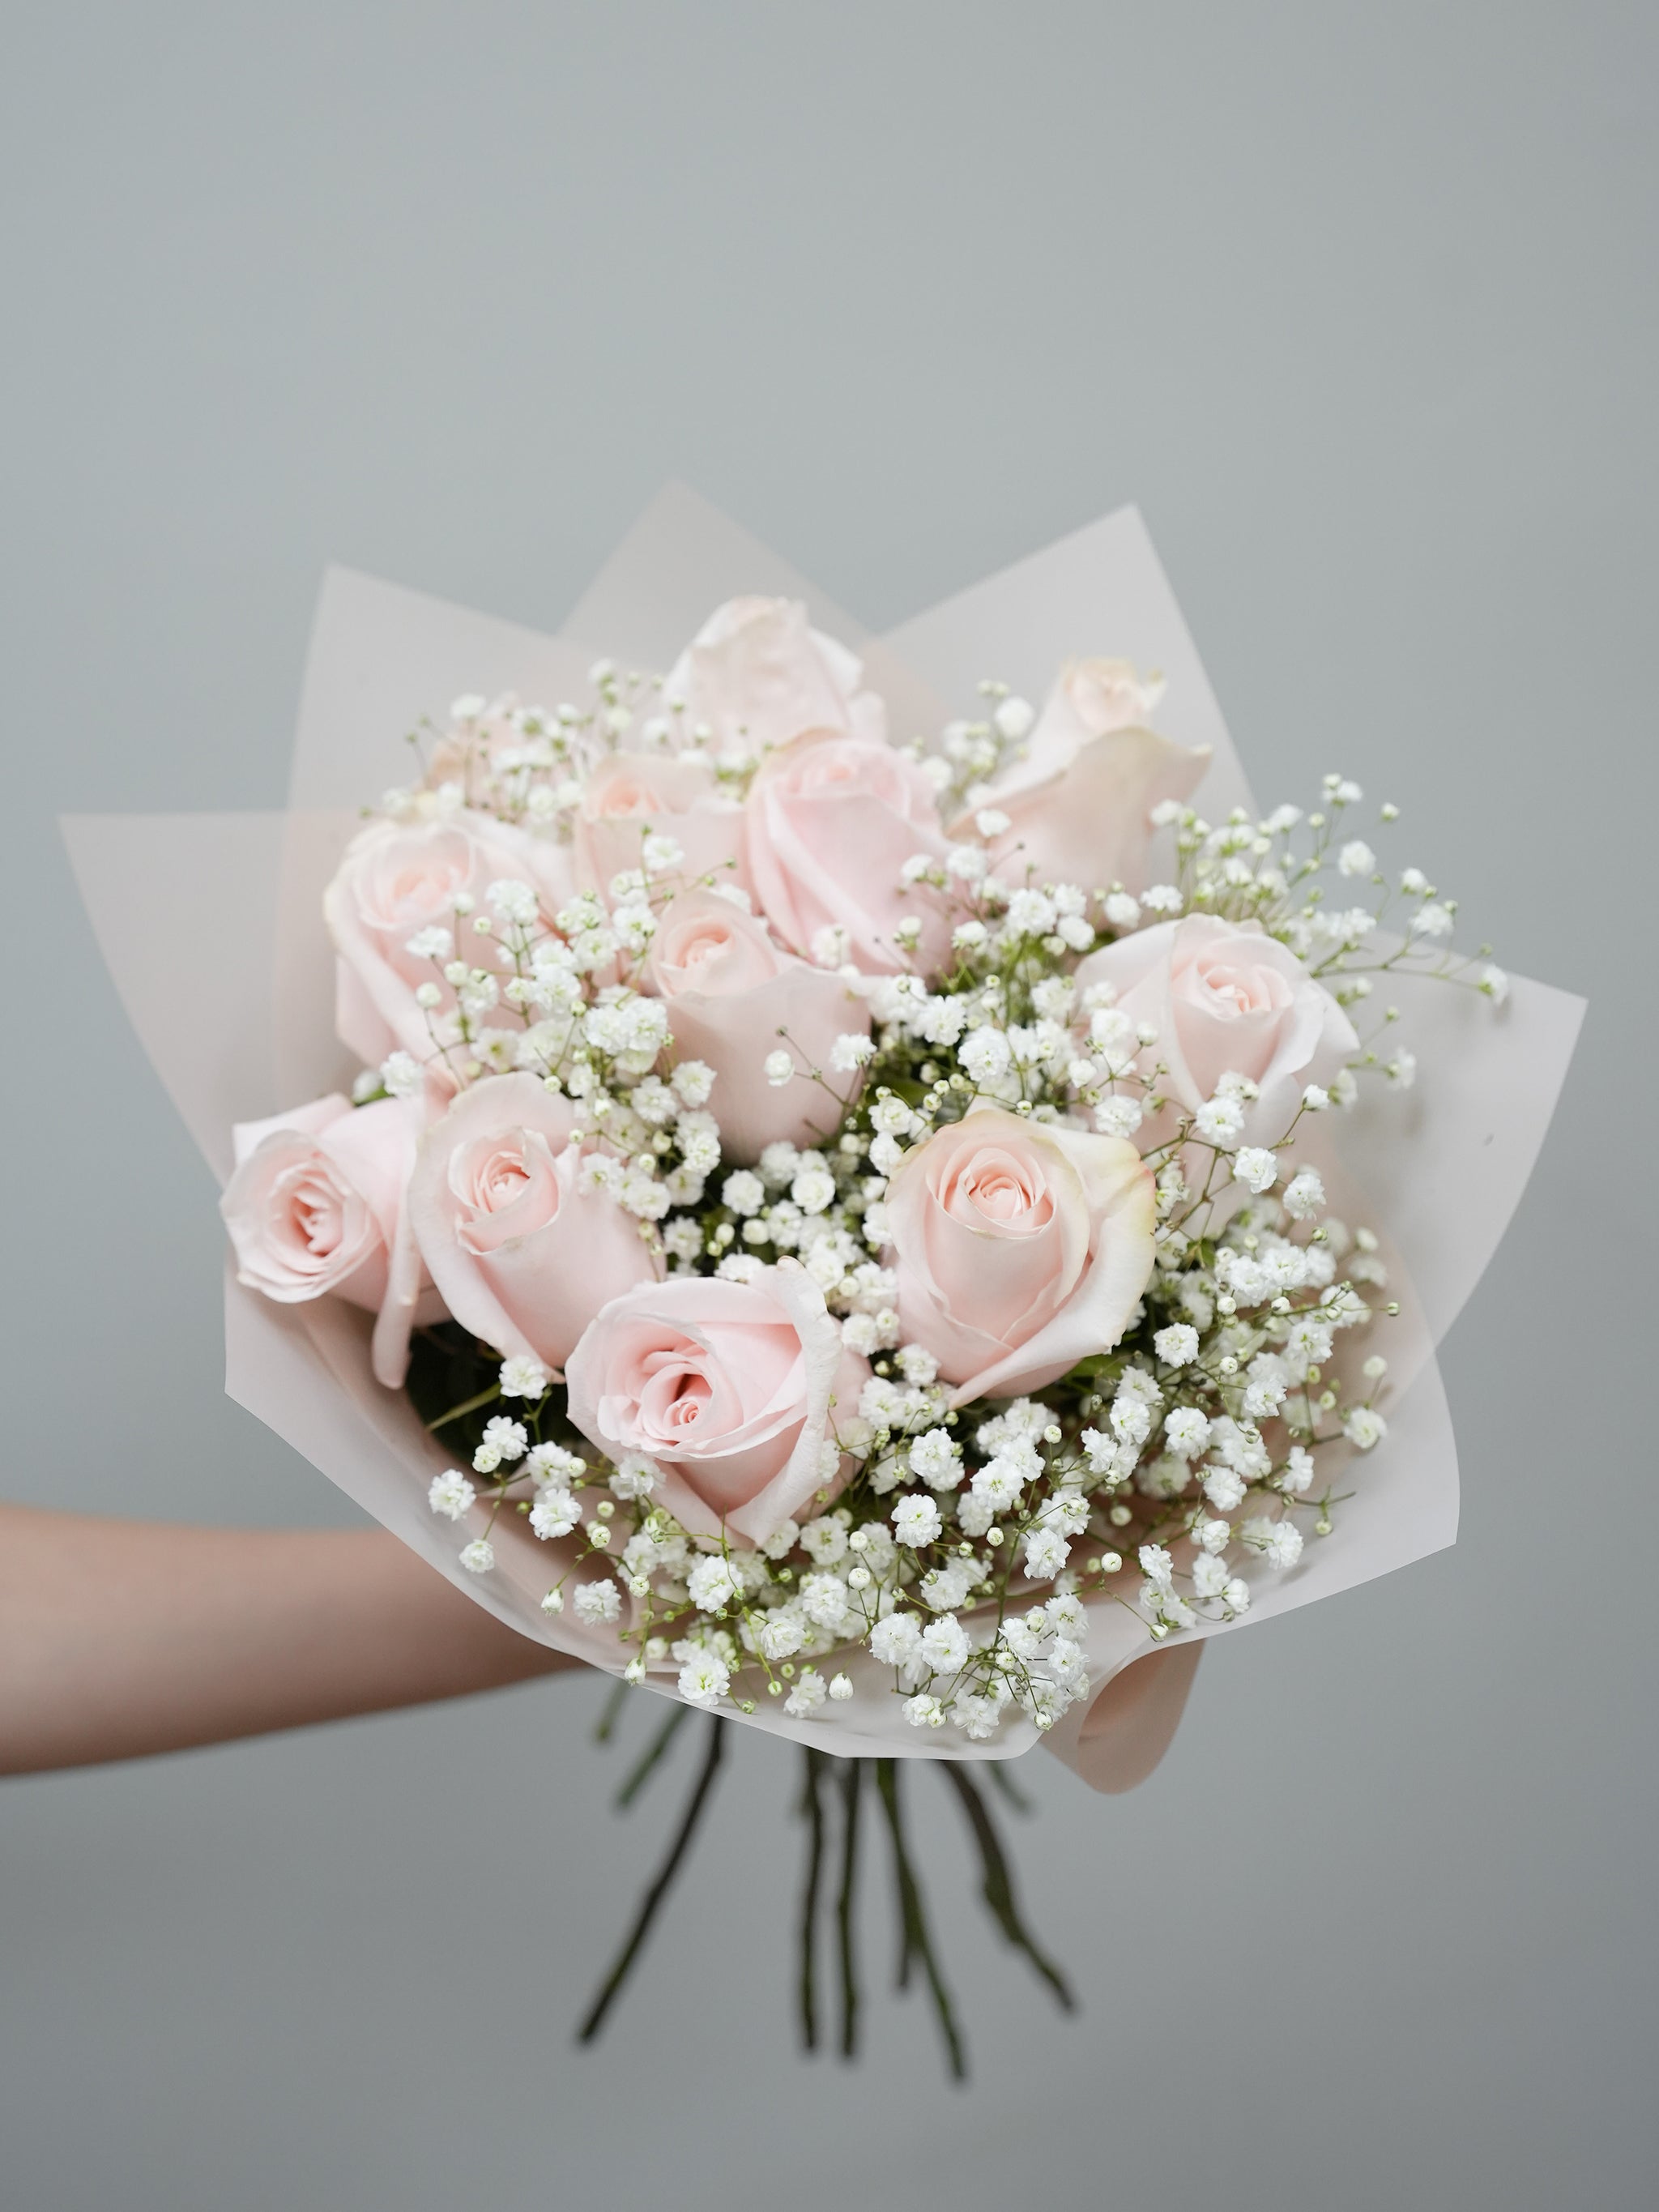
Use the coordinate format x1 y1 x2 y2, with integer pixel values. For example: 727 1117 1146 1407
943 1145 1054 1236
594 776 658 818
283 1165 345 1256
450 1129 564 1253
638 1346 716 1436
1194 955 1290 1020
676 922 734 971
785 739 906 811
361 831 475 931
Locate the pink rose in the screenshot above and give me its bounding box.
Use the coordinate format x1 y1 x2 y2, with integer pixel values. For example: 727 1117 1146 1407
746 731 953 974
885 1106 1156 1404
221 1093 440 1387
565 1263 868 1547
1075 915 1358 1142
406 1072 656 1373
958 658 1209 895
663 596 885 756
645 890 868 1163
323 811 574 1080
575 753 747 902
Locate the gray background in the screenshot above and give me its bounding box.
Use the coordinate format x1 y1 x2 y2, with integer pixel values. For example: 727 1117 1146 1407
2 3 1653 2206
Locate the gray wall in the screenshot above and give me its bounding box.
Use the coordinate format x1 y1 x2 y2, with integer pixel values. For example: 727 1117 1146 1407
2 4 1653 2206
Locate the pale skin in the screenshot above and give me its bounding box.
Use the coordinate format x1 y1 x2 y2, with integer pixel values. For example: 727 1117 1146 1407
0 1505 581 1778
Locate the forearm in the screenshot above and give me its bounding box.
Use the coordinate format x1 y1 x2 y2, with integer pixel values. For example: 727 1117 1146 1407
0 1505 578 1776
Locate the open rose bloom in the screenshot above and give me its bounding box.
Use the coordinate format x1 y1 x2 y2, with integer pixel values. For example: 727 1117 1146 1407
65 487 1583 1796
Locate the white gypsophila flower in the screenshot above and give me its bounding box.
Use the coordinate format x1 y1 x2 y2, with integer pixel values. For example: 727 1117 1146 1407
908 1427 961 1489
791 1165 836 1215
525 1441 584 1484
870 1612 923 1668
679 1649 730 1708
480 1416 529 1463
1282 1168 1325 1220
1195 1515 1230 1554
1479 963 1509 1005
830 1031 876 1072
764 1049 795 1086
1195 1095 1246 1148
1224 1578 1251 1612
687 1556 743 1613
486 877 539 925
1023 1527 1069 1581
970 1455 1026 1512
829 1673 854 1702
1140 883 1183 915
957 1026 1012 1083
757 1518 801 1562
1006 888 1056 937
1138 1544 1175 1591
786 1669 828 1718
1111 1394 1154 1448
895 1343 940 1387
381 1050 423 1100
459 1539 496 1574
1281 1445 1316 1493
919 1615 970 1675
609 1454 658 1500
1386 1050 1418 1090
757 1614 804 1662
799 1515 850 1568
1163 1407 1212 1458
405 924 453 961
671 1059 716 1108
1243 1518 1304 1571
1232 1147 1278 1195
529 1488 580 1540
1154 1322 1199 1367
891 1493 943 1548
1338 839 1376 878
1343 1406 1388 1450
631 1076 676 1125
800 1574 851 1632
539 1586 565 1615
1094 1095 1145 1139
1192 1552 1230 1601
498 1356 550 1399
662 1218 704 1266
428 1471 476 1521
574 1579 622 1626
1405 899 1453 939
903 1693 945 1729
716 1168 761 1219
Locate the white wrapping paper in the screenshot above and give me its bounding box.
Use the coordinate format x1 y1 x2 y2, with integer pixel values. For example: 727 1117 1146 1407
62 489 1584 1791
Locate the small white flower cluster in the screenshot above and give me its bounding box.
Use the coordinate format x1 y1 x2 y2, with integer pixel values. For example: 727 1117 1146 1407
392 665 1480 1744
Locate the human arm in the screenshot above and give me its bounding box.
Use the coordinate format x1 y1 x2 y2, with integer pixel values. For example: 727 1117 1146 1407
0 1505 579 1776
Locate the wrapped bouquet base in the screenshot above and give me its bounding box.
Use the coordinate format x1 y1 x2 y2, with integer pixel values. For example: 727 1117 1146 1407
66 487 1581 2062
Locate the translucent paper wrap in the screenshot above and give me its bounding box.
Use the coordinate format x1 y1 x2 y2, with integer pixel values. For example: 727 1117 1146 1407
63 487 1584 1791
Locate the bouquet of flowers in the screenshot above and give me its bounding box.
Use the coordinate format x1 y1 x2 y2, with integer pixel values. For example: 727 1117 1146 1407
66 489 1581 2072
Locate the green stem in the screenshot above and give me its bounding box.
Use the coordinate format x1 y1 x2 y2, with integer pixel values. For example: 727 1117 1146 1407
592 1676 629 1744
874 1759 967 2082
940 1765 1074 2013
797 1749 827 2052
614 1703 689 1808
837 1758 864 2060
424 1380 501 1433
986 1759 1034 1816
578 1715 727 2045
